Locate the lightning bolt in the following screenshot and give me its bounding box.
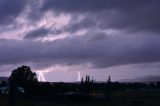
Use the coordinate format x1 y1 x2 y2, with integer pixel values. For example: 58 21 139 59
37 70 50 82
77 71 81 82
36 65 82 82
38 71 46 82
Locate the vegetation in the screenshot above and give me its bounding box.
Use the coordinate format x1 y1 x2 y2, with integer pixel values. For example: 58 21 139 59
9 66 38 94
1 65 160 106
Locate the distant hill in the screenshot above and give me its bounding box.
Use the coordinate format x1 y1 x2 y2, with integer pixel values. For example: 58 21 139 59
0 77 8 82
120 75 160 83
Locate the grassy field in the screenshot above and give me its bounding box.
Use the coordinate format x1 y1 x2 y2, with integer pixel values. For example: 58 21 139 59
1 92 160 106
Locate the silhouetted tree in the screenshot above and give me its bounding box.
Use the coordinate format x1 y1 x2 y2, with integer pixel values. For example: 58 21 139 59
8 66 38 106
105 75 112 101
9 66 38 95
81 77 84 83
9 66 37 85
85 75 91 83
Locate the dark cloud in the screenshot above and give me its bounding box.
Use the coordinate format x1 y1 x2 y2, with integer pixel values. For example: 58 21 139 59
24 27 50 39
63 15 96 33
1 33 160 68
24 27 64 39
41 0 151 13
89 32 107 42
0 0 160 74
0 0 27 25
41 0 160 33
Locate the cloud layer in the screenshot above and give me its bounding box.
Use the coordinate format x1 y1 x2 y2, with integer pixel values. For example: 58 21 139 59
0 0 160 78
1 33 160 68
0 0 27 25
41 0 160 33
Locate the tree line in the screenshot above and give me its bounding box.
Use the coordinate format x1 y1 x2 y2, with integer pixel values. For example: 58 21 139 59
6 65 160 105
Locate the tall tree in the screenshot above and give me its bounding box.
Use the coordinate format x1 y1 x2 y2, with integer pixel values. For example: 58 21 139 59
9 66 38 106
9 66 38 86
9 66 38 95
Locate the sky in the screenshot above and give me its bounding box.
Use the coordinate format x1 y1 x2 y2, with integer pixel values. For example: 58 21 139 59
0 0 160 82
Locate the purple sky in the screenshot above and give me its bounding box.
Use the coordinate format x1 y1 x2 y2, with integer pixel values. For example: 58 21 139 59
0 0 160 82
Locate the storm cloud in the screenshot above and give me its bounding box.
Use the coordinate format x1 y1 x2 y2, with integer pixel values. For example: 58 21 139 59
0 0 160 81
41 0 160 33
25 27 51 39
1 33 160 68
0 0 27 25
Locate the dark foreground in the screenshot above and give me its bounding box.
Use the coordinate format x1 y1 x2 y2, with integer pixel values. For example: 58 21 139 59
1 91 160 106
